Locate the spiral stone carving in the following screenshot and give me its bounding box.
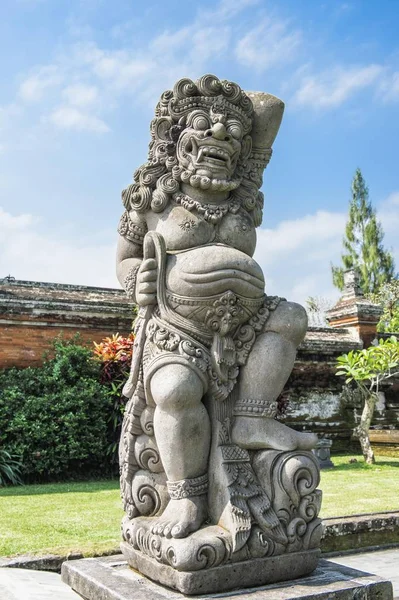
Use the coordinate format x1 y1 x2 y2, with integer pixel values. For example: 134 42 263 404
139 407 154 437
134 435 163 473
131 471 168 517
252 449 322 554
123 524 230 572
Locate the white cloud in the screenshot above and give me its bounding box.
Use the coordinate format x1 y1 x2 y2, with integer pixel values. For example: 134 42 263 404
337 2 353 12
0 207 118 288
0 104 21 129
256 211 346 259
62 83 98 107
71 19 230 108
150 27 192 56
48 106 109 132
203 0 260 20
379 191 399 227
89 50 154 91
0 105 20 156
19 65 63 102
379 71 399 102
65 16 94 39
254 210 346 303
151 25 230 66
383 192 399 206
235 18 302 71
254 201 398 304
189 26 231 63
10 0 295 137
0 207 38 231
7 0 399 142
293 64 384 109
378 192 399 269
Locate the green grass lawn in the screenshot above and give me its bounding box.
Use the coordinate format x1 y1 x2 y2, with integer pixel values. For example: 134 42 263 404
0 480 123 558
320 454 399 518
0 454 398 558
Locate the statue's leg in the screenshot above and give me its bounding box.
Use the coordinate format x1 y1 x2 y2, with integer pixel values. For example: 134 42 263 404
149 363 210 538
232 301 318 451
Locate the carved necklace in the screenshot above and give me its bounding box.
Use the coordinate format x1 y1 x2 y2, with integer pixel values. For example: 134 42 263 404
172 192 241 225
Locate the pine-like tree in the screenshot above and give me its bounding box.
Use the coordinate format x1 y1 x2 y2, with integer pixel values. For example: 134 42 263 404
332 168 395 294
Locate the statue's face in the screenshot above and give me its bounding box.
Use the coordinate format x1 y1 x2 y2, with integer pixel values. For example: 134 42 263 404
176 108 245 185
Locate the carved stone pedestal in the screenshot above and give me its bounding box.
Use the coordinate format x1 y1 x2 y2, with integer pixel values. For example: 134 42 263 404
121 542 320 595
61 555 394 599
118 449 323 593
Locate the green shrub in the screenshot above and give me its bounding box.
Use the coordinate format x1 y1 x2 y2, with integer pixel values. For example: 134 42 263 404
0 449 23 486
0 339 113 482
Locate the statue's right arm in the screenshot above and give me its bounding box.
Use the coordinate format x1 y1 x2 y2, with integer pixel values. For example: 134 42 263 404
116 234 157 306
116 233 142 285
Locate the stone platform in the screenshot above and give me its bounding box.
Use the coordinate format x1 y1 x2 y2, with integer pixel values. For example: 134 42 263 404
121 543 320 595
61 554 394 599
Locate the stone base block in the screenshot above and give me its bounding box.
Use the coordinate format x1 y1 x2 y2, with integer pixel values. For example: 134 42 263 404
122 542 320 594
61 554 393 599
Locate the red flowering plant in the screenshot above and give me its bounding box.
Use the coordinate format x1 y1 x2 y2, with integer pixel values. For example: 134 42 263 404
93 333 134 464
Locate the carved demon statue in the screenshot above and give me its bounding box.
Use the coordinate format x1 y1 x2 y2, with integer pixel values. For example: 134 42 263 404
116 75 322 593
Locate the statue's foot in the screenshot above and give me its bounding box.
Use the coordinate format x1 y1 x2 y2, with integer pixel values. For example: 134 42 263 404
150 496 208 539
232 415 318 451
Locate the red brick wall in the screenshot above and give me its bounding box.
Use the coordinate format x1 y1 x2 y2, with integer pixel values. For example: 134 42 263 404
0 279 134 370
0 323 132 369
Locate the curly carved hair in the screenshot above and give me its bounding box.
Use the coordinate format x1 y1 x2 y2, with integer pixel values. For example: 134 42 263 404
122 74 266 227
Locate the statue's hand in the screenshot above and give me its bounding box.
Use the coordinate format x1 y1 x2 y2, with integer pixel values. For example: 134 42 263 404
136 258 158 306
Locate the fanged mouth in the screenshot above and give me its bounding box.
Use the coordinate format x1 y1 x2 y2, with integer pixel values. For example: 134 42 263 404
186 138 237 170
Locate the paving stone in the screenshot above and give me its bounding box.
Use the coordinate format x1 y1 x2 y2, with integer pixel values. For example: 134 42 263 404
329 548 399 599
0 568 81 600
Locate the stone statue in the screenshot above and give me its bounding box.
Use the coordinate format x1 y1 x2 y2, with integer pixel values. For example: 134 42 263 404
116 74 322 594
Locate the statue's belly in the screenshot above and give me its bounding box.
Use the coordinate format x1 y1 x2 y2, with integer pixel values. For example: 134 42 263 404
165 245 265 299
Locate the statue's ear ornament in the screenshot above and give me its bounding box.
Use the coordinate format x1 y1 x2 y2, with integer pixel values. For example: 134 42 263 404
240 135 252 161
168 124 184 143
153 117 173 142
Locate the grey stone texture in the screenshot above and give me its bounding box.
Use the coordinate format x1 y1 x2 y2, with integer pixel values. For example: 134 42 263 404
121 544 320 595
61 555 394 599
113 74 322 592
322 512 399 554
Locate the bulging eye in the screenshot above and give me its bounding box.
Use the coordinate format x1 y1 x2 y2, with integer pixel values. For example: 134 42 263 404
226 121 243 140
193 115 209 130
186 110 211 131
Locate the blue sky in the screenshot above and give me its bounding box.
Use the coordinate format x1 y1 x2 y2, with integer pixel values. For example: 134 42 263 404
1 0 398 304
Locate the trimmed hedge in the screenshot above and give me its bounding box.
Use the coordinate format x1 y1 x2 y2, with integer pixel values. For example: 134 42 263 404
0 339 114 482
